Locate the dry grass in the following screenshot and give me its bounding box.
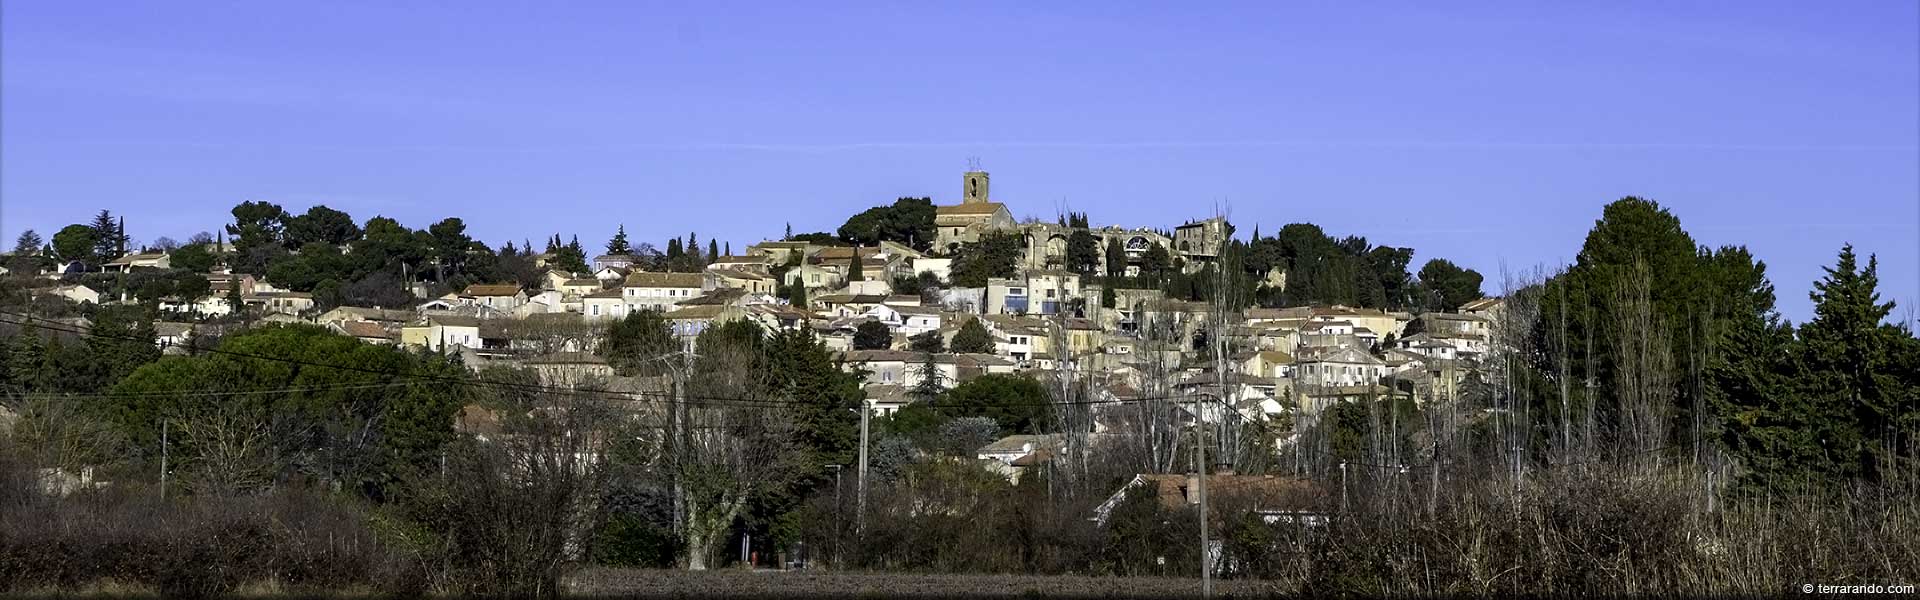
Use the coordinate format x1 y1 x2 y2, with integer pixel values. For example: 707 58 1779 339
568 568 1286 599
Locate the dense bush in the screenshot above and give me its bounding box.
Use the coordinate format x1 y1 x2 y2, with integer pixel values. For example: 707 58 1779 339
0 473 417 595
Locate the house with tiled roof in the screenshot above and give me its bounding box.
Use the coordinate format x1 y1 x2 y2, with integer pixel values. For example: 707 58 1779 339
37 284 100 305
623 272 705 313
814 293 890 319
103 252 169 273
246 291 314 316
332 320 396 345
592 254 638 272
583 288 626 321
593 265 631 284
523 351 613 387
662 303 750 349
153 322 195 353
460 284 527 311
1235 349 1295 379
557 277 602 297
1294 346 1386 388
704 268 776 295
860 303 942 337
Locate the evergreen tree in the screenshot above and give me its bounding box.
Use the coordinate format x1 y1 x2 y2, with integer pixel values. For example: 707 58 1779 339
89 210 127 260
847 251 864 282
13 230 43 255
1102 286 1117 309
786 278 809 308
1705 250 1803 491
601 310 677 377
853 320 891 350
909 330 945 353
1140 242 1171 284
708 240 719 264
951 318 995 354
1796 244 1915 483
666 238 684 261
607 225 632 255
8 333 47 393
1066 229 1101 275
1417 259 1484 312
225 279 246 315
910 354 948 403
1105 237 1126 278
51 224 98 264
763 327 864 470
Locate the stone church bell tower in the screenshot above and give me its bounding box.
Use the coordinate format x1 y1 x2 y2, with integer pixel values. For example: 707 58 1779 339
963 168 990 205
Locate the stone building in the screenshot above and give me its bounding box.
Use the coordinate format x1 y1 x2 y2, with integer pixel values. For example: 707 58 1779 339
1173 217 1230 263
934 169 1015 253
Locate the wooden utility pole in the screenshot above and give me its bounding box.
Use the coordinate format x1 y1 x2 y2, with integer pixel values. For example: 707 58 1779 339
671 362 685 536
857 403 870 536
159 420 168 499
1194 398 1210 598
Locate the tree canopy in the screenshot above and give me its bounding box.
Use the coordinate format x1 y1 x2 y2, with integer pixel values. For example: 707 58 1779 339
838 197 936 251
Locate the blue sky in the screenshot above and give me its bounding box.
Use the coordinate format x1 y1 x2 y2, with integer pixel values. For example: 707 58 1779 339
3 1 1915 323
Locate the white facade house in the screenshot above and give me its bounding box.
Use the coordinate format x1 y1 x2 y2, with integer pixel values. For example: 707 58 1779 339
1294 346 1387 387
41 285 101 305
583 288 626 321
621 272 705 313
460 284 528 312
861 304 943 337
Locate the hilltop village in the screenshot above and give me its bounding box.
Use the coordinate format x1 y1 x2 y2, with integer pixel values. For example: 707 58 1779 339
6 168 1499 469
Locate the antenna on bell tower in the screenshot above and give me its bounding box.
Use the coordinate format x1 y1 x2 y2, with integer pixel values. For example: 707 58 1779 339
962 161 990 205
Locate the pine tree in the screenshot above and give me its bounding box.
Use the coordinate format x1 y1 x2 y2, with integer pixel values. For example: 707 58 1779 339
89 210 125 260
909 330 945 353
607 225 632 255
1798 244 1911 482
13 230 43 255
910 353 948 403
687 233 699 262
952 317 995 354
8 333 46 393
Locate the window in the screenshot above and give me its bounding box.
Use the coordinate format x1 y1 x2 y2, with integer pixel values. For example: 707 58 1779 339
1045 289 1056 298
1009 287 1026 296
